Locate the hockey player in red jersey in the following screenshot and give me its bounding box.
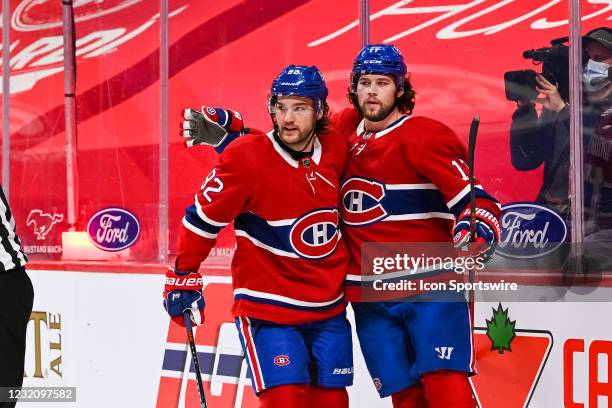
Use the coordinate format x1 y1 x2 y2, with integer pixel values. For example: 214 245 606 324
341 44 501 408
163 65 354 408
185 46 501 408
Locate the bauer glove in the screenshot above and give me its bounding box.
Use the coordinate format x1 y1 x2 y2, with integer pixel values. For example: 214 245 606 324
163 267 205 326
453 207 501 261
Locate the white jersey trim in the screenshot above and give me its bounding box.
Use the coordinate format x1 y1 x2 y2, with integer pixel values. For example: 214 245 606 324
182 217 217 239
355 115 412 140
385 183 437 190
383 212 455 221
446 184 484 209
346 265 454 282
375 115 412 138
266 131 322 168
194 194 229 227
234 230 299 258
234 288 344 308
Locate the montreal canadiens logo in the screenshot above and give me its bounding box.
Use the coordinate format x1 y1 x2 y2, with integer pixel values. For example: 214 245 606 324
289 209 340 259
87 208 140 252
340 177 387 225
274 355 291 366
497 203 567 259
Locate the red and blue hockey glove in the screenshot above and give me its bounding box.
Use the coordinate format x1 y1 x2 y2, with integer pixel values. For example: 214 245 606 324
180 106 243 150
163 268 205 326
453 208 501 261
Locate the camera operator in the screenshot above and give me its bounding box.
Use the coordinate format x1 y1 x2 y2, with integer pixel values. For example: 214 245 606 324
510 27 611 226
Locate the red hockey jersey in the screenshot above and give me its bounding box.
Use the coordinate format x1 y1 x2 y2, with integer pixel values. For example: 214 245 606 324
176 129 350 324
335 111 501 301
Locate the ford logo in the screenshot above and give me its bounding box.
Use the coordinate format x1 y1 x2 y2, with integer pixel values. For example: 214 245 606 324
497 203 567 259
87 208 140 252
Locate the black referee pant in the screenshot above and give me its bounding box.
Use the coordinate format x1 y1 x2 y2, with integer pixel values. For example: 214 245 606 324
0 266 34 408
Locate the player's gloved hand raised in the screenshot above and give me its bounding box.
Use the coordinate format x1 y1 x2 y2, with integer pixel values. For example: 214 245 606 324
163 268 205 326
453 208 501 262
180 106 244 149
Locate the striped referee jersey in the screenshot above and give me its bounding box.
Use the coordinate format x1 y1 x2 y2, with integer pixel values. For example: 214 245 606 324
0 186 28 271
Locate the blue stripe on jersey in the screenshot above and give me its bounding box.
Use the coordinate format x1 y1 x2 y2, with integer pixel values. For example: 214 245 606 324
234 212 293 253
233 293 345 311
448 188 498 218
185 205 222 235
383 189 449 215
342 186 450 217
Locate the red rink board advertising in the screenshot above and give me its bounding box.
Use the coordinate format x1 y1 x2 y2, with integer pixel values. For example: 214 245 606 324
156 280 557 408
157 281 259 408
5 0 611 263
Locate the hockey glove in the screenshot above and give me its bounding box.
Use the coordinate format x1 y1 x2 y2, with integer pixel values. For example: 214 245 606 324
453 208 501 262
163 268 205 326
180 106 244 149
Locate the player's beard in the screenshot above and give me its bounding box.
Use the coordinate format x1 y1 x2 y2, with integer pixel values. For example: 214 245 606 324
359 98 396 122
279 122 316 151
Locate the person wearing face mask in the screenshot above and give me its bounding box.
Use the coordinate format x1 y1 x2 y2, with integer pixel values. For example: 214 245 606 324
510 27 612 228
583 28 612 235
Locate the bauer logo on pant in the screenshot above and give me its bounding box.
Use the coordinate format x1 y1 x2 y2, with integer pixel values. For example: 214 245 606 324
87 208 140 251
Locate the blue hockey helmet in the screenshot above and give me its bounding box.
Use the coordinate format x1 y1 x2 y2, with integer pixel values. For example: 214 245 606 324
269 65 328 112
350 44 407 92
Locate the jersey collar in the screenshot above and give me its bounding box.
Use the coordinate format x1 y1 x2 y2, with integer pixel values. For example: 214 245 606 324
357 114 411 139
266 130 322 168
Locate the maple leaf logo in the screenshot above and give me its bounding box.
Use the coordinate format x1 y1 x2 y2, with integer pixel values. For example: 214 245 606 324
486 303 516 354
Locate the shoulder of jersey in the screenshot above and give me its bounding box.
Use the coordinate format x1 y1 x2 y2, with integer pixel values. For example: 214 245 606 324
222 129 271 159
397 115 457 142
329 107 361 136
318 127 348 152
402 115 450 130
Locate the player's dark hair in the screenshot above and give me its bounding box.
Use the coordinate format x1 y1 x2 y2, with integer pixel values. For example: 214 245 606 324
347 75 416 115
314 102 331 135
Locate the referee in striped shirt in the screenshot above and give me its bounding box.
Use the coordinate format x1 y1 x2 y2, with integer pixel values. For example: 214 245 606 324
0 186 33 407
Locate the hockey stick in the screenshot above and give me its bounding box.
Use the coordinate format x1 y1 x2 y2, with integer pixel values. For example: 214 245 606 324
183 312 208 408
467 116 480 321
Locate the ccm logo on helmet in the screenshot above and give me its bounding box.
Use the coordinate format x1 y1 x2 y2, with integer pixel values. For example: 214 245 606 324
340 177 387 226
274 355 291 366
289 209 340 259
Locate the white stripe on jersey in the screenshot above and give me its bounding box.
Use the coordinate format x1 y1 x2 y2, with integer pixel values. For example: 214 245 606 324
238 317 265 393
265 218 296 227
234 288 344 308
194 194 229 227
182 217 217 239
383 212 455 222
346 264 454 282
446 184 484 209
315 171 336 188
234 230 299 258
385 183 437 190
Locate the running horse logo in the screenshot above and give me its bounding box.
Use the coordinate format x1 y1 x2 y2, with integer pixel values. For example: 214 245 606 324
26 210 64 240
